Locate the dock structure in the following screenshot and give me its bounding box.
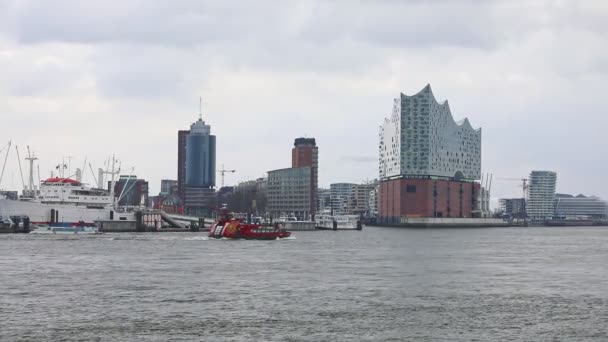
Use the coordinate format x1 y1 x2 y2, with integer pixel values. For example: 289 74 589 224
376 217 509 228
97 209 213 233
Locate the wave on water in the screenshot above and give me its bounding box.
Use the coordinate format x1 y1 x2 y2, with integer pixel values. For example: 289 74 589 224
278 236 296 241
183 236 209 241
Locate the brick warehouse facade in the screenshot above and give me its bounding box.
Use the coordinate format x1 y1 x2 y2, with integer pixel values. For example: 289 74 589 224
379 178 480 223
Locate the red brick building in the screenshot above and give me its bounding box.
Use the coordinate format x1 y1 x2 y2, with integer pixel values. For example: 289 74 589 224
379 178 480 223
291 138 318 216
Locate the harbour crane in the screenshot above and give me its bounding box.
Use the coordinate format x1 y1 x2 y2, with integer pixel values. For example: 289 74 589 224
496 177 529 225
0 140 12 189
218 165 236 188
496 177 529 199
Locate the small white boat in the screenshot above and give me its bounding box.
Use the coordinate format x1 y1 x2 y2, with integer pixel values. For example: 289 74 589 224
315 212 362 230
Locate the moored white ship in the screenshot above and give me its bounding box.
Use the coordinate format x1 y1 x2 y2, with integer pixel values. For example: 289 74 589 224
0 147 137 228
0 177 136 225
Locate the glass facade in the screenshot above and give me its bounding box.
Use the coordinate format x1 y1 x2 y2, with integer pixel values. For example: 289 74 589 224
185 119 216 188
526 171 557 221
554 195 608 220
379 84 481 181
267 167 313 219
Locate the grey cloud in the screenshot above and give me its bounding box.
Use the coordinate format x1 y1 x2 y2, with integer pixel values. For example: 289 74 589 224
9 0 292 46
91 45 192 99
4 0 544 51
1 0 608 198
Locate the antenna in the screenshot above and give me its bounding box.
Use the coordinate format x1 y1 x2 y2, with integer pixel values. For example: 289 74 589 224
37 165 41 196
15 145 26 191
25 146 38 192
0 140 11 188
80 157 87 183
65 155 72 179
88 163 99 187
199 96 203 121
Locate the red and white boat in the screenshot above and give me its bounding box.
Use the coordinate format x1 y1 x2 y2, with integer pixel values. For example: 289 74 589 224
209 210 291 240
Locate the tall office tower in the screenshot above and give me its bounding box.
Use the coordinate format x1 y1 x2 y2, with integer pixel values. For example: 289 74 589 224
292 138 318 215
183 114 216 216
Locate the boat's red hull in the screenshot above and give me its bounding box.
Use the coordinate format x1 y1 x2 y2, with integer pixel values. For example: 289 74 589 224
209 217 291 240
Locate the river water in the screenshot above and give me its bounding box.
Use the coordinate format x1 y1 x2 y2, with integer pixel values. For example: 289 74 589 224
1 227 607 341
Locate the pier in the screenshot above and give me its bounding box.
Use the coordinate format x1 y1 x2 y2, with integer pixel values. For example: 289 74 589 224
97 209 213 233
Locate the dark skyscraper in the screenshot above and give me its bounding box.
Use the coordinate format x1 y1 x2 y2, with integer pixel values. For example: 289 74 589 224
177 104 217 216
177 130 189 201
186 120 216 187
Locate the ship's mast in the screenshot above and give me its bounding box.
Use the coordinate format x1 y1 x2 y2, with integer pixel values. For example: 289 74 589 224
25 146 38 192
15 145 26 192
107 155 121 205
0 140 11 189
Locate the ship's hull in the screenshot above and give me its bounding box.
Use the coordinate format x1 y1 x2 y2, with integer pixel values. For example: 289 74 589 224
315 215 362 230
209 220 292 240
30 225 100 235
0 198 134 224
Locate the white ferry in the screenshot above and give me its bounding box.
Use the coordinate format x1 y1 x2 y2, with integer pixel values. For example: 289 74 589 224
315 212 362 230
0 177 135 226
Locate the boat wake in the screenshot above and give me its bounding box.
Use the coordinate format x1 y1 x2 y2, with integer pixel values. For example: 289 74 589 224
183 236 209 241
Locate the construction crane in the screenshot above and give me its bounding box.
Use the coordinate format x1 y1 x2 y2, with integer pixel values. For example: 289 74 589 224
217 165 236 188
496 178 528 199
496 177 529 226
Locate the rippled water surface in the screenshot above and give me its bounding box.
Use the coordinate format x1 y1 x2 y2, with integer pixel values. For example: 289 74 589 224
1 227 607 341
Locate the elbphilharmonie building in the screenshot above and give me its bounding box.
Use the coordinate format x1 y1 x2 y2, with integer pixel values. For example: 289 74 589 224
378 85 482 222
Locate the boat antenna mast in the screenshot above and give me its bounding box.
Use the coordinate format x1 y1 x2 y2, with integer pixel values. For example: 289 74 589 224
106 155 121 206
25 146 38 197
15 145 26 193
0 140 12 189
88 163 99 188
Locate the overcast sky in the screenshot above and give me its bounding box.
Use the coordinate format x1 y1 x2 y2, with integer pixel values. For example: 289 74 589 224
1 0 607 204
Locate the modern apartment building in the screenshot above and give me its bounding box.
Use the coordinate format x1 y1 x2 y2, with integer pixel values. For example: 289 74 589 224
554 194 607 220
160 179 178 196
526 171 557 221
266 138 319 220
348 183 378 216
368 185 379 218
330 183 355 213
267 167 313 219
499 198 526 218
